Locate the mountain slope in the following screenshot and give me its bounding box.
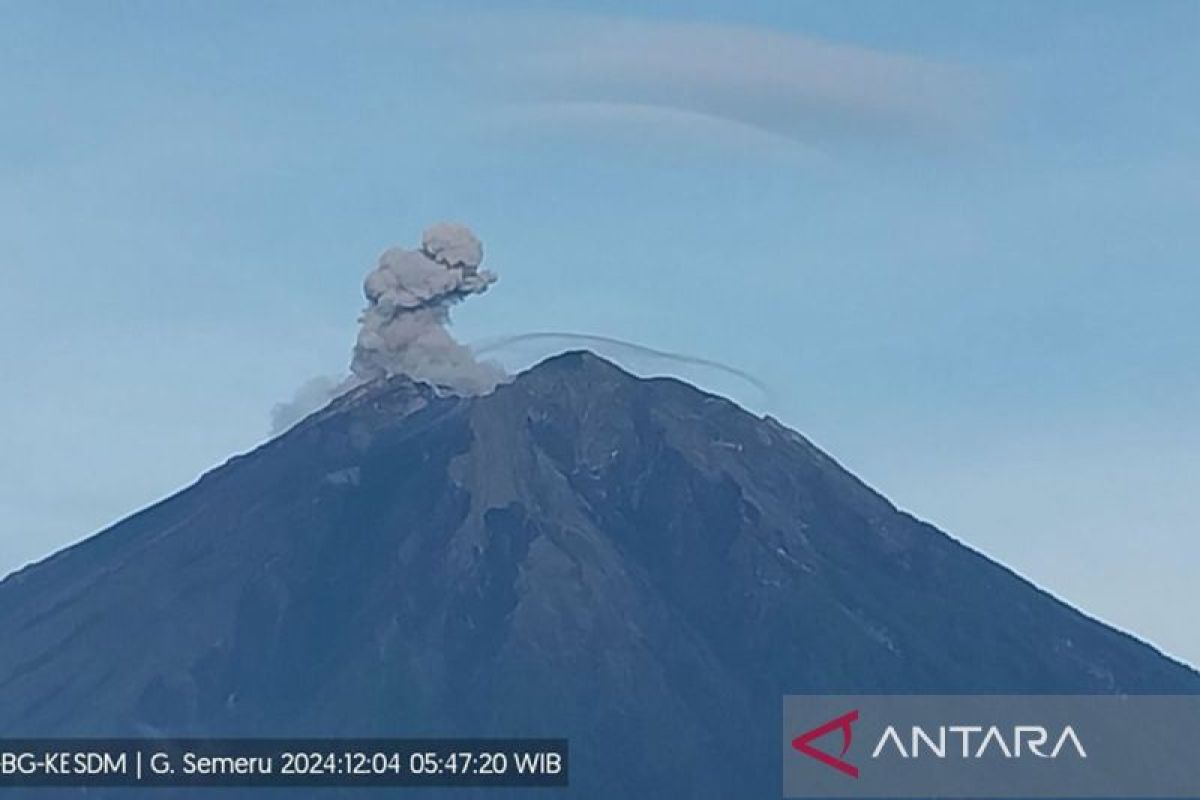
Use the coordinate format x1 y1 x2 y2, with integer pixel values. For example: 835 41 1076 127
1 351 1196 797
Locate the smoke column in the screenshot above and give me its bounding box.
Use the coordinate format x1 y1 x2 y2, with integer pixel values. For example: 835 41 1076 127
350 222 504 393
271 223 502 433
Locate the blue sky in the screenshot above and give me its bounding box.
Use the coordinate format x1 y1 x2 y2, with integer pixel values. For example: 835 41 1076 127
1 1 1197 664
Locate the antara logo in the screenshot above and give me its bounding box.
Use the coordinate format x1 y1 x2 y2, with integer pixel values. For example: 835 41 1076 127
791 710 861 778
871 725 1087 759
792 711 1088 779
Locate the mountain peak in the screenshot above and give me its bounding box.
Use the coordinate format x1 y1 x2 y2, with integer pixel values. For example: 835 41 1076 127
522 348 631 375
512 348 641 393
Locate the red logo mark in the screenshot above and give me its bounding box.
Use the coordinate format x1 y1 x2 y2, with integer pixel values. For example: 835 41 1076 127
791 709 860 778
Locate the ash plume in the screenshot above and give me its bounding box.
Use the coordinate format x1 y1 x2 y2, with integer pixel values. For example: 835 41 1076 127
271 223 503 433
271 224 773 435
350 223 504 393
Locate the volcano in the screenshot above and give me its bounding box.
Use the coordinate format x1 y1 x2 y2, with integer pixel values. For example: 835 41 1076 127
1 351 1196 797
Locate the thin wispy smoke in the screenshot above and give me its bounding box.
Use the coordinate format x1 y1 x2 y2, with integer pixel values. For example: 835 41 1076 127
270 375 341 436
472 331 773 407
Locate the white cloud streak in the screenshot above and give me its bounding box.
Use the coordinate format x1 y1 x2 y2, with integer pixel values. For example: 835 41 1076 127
442 13 988 152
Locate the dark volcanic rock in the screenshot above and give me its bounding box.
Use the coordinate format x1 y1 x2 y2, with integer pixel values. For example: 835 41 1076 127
1 351 1196 797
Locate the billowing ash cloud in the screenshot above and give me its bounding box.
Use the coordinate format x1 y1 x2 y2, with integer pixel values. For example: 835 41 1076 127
270 223 504 434
351 223 504 393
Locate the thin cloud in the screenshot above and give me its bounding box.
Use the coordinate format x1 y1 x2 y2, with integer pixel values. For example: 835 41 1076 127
438 13 990 153
495 100 833 164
